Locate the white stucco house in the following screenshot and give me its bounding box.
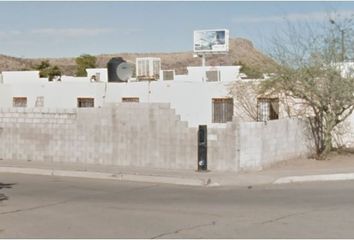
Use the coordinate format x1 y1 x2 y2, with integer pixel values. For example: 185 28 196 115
0 60 353 148
0 64 244 128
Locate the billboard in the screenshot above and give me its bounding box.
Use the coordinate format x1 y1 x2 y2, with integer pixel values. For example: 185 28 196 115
194 29 229 53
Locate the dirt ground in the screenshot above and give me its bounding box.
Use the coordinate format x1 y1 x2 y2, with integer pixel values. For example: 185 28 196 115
265 150 354 172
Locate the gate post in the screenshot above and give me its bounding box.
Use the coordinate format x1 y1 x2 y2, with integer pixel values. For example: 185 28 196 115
198 125 207 171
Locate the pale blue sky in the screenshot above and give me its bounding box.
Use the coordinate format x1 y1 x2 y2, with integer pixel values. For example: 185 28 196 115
0 1 353 58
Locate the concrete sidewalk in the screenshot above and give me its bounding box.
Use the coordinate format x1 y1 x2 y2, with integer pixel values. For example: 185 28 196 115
0 152 354 187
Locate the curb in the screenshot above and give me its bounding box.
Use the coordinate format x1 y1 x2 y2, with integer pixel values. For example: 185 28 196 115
0 167 214 187
273 172 354 184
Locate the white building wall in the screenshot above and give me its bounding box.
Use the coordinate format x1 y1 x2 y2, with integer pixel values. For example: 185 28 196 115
348 113 354 147
187 66 241 82
105 81 232 126
60 76 90 83
174 75 189 81
86 68 108 82
0 81 232 127
335 62 354 78
0 84 13 107
1 71 41 83
1 68 354 137
1 83 106 108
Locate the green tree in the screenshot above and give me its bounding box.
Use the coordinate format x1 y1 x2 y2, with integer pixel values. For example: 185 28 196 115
75 54 97 76
47 66 62 81
234 61 263 79
34 60 62 81
35 60 51 77
259 18 354 159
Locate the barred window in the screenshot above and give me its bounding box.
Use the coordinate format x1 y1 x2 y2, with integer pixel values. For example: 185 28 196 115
257 98 279 121
13 97 27 108
212 98 234 123
77 98 94 108
122 97 139 103
35 96 44 107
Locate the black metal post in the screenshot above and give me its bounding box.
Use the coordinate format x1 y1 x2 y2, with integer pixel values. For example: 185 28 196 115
198 125 208 171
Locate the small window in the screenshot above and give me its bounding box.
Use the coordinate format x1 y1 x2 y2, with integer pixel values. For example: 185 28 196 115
206 70 219 82
35 96 44 107
13 97 27 108
257 98 279 121
162 70 174 81
212 98 234 123
77 98 94 108
122 97 139 103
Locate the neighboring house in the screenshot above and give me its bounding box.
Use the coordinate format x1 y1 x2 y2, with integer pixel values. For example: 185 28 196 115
0 64 243 127
1 61 353 148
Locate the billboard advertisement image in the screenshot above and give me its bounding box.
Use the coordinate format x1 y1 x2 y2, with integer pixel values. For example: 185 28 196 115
194 29 229 53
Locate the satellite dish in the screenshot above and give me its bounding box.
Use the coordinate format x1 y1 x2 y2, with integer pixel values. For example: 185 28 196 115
117 62 134 82
107 57 134 82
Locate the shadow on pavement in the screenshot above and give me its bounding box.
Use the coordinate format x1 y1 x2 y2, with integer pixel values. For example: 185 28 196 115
0 183 16 202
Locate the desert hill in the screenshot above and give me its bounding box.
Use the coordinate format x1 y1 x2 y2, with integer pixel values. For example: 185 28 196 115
0 38 277 76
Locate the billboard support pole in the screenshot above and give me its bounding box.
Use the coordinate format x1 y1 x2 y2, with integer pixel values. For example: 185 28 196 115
202 54 206 67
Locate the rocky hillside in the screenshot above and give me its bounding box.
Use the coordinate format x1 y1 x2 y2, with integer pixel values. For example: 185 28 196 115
0 38 277 76
0 55 34 71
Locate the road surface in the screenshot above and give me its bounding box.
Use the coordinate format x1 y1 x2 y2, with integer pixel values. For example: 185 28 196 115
1 173 354 238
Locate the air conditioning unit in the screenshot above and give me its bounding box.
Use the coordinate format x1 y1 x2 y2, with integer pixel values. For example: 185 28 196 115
136 57 161 81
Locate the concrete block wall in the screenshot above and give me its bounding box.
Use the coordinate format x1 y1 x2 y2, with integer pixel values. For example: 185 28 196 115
0 108 78 163
207 122 239 172
0 104 199 170
0 104 312 172
238 118 311 171
107 103 198 169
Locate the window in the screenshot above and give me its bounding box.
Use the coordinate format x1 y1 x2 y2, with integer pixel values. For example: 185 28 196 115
212 98 234 123
35 96 44 107
122 97 139 103
257 98 279 121
162 70 174 81
77 98 94 108
206 70 219 82
13 97 27 107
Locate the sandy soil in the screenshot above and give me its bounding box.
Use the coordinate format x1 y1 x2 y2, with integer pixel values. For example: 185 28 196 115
265 151 354 172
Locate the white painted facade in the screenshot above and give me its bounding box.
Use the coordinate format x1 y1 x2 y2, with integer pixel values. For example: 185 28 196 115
334 62 354 78
0 66 240 127
1 62 353 143
1 71 41 83
86 68 108 82
187 66 241 82
0 81 234 127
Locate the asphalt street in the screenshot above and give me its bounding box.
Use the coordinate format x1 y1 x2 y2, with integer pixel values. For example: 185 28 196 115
1 173 354 238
